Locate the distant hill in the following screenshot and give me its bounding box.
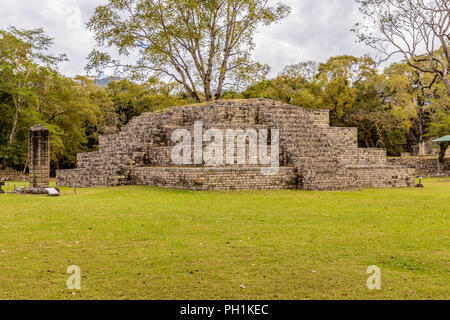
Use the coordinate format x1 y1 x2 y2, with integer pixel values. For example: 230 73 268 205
95 76 123 88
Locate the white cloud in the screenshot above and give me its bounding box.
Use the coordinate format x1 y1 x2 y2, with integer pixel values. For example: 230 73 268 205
0 0 379 78
254 0 378 76
0 0 104 76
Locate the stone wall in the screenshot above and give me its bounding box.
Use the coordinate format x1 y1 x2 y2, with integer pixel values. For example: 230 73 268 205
345 166 415 188
57 99 414 191
387 157 450 177
131 167 298 191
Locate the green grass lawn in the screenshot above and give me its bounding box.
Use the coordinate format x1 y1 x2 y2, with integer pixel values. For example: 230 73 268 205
0 179 449 300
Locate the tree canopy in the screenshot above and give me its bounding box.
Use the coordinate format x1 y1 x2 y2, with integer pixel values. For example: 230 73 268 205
87 0 291 102
353 0 450 97
0 26 199 173
243 54 449 156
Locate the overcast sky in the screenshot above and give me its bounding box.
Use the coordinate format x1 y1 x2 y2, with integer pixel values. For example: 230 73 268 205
0 0 379 78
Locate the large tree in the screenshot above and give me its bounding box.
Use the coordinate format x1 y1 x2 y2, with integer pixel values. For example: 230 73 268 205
87 0 290 102
0 28 118 171
353 0 450 97
316 55 379 119
383 61 447 153
0 27 67 151
0 28 67 168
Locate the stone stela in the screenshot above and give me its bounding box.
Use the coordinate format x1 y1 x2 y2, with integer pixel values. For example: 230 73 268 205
12 125 53 195
56 99 415 191
29 125 50 189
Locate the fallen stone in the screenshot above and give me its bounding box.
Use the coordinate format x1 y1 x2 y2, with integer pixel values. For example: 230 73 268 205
45 188 60 197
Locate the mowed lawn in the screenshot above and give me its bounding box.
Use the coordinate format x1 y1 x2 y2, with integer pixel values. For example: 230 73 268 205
0 179 448 300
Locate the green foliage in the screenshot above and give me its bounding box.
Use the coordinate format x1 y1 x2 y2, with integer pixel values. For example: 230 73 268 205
0 27 195 172
331 75 408 155
242 55 449 156
243 62 323 109
0 27 66 170
105 78 194 126
426 80 450 141
317 55 379 119
0 28 116 171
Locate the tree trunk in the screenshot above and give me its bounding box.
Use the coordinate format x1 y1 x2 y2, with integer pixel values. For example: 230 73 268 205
439 142 449 164
0 158 7 170
417 106 426 156
8 107 19 146
192 91 201 103
23 159 29 174
441 74 450 98
215 43 232 100
438 60 450 97
204 77 212 101
418 107 423 143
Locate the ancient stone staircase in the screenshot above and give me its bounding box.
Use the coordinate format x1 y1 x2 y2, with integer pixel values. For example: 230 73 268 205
57 99 414 190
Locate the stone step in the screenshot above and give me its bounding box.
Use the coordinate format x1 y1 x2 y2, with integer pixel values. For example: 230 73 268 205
130 166 299 191
139 146 289 167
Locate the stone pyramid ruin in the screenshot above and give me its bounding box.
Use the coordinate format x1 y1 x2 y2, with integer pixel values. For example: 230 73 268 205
56 99 414 191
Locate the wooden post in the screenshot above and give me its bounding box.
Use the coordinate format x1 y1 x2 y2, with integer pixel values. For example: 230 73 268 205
437 156 441 181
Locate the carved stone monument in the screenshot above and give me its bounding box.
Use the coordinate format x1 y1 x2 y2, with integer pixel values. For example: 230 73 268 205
29 125 50 189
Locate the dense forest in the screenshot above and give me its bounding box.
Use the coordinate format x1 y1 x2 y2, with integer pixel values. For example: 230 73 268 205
0 25 449 174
